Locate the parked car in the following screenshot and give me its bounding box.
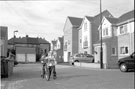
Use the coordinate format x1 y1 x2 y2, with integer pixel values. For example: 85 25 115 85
118 52 135 72
69 53 94 65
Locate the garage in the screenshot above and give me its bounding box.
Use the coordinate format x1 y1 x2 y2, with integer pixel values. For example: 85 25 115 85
27 54 36 62
16 54 25 62
16 47 36 63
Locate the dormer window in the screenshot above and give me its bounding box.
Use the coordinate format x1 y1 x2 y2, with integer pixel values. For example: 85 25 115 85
84 22 87 32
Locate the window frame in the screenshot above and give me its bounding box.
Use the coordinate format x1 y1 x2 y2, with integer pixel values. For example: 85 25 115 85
83 36 88 49
120 46 129 55
119 24 128 35
102 27 109 37
111 47 116 56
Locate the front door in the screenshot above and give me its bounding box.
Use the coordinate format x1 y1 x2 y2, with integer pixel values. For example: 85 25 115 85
94 46 100 63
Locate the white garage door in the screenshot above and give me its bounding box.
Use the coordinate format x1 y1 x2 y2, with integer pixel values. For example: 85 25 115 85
27 54 36 62
16 54 25 62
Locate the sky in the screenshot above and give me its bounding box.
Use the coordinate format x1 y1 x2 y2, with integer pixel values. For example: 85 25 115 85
0 0 134 42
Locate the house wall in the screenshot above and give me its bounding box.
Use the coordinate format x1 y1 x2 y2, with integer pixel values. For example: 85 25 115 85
106 37 118 69
63 18 73 62
55 38 64 63
117 21 134 59
0 26 8 57
40 43 50 53
91 23 99 54
78 28 83 53
81 18 92 54
129 22 134 53
72 27 79 55
56 49 63 63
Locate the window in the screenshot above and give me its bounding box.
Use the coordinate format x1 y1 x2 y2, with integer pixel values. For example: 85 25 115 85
83 36 88 49
112 48 116 55
119 25 127 34
103 28 109 36
120 46 129 54
84 23 87 32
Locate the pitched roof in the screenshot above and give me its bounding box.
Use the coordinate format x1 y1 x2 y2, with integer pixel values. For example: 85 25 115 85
27 37 38 44
51 40 57 45
8 36 50 45
93 10 114 25
68 16 83 27
118 10 134 23
104 10 134 25
38 38 50 44
85 16 94 21
94 10 113 18
8 37 27 44
105 17 119 24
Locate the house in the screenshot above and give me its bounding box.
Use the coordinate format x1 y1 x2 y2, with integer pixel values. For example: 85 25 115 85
8 35 50 63
0 26 8 57
117 10 134 60
51 40 57 51
63 16 83 62
94 10 134 69
51 36 64 63
79 10 113 56
94 16 119 69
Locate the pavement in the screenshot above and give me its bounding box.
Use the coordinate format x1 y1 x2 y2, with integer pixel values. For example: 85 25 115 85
1 63 134 89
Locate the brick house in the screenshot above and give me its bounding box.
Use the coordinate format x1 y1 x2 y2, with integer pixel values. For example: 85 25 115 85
94 16 119 69
63 16 83 62
8 35 50 63
117 10 134 60
94 10 134 69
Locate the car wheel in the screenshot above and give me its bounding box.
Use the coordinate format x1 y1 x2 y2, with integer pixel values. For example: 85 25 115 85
72 62 74 65
120 63 128 72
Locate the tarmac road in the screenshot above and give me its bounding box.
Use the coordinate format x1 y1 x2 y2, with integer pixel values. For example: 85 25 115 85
1 63 134 89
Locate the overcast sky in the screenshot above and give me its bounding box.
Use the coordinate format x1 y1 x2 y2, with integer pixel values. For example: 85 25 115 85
0 0 134 42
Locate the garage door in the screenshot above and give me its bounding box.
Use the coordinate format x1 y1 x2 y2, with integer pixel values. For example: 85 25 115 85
16 54 25 62
27 54 36 62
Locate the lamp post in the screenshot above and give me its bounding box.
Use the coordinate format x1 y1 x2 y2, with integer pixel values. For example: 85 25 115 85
13 30 18 50
100 0 103 69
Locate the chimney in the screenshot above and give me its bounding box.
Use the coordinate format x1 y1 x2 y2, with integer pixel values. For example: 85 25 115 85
26 35 29 38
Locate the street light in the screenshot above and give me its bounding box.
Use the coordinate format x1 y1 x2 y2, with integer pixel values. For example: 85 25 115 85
13 30 18 50
100 0 103 69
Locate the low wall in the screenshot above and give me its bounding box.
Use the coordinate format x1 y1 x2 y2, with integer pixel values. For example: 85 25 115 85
74 62 100 69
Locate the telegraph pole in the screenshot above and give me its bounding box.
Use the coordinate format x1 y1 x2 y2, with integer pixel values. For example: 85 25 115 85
100 0 103 69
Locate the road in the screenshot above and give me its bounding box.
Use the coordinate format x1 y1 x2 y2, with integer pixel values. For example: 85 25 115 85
1 63 134 89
